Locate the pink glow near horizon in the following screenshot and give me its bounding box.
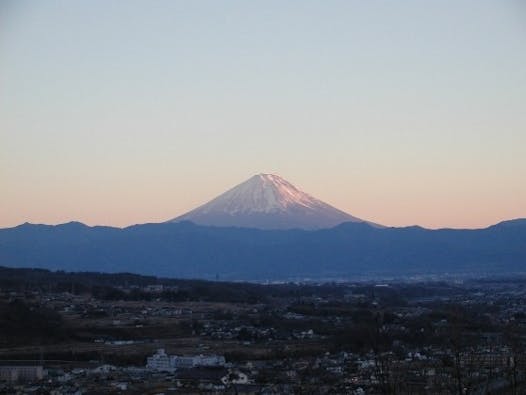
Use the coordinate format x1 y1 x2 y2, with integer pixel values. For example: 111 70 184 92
1 171 524 230
1 2 525 229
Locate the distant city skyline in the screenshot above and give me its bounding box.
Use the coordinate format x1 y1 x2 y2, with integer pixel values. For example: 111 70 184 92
1 1 525 229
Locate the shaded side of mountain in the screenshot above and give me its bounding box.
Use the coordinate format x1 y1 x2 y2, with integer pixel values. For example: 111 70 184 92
0 219 525 280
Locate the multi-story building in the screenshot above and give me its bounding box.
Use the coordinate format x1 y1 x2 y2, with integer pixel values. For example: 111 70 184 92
146 349 226 371
146 349 173 371
0 365 45 382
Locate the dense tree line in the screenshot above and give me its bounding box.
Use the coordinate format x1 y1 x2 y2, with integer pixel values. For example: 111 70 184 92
0 299 64 345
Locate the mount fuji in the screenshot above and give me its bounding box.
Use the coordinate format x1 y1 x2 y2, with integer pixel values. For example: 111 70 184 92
170 174 375 230
1 173 525 279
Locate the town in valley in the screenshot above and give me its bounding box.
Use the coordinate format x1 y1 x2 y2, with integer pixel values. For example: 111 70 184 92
1 267 526 394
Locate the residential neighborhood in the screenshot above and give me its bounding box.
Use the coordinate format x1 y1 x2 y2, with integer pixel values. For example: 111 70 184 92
1 268 526 393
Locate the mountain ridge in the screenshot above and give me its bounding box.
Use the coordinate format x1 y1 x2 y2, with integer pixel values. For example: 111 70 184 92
7 217 524 231
1 218 525 280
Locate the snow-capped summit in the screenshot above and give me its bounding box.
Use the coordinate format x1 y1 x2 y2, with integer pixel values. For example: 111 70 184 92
170 174 375 230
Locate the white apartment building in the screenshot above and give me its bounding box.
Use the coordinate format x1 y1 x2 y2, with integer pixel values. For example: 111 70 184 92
146 349 225 371
146 349 174 372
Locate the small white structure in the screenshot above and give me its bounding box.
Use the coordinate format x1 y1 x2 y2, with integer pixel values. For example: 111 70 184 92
221 370 249 385
91 364 116 374
172 354 226 369
144 284 164 293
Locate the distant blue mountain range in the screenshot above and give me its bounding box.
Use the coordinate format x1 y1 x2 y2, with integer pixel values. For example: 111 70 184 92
0 219 525 280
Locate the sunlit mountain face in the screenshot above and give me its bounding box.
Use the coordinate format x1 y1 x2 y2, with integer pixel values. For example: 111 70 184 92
170 174 377 230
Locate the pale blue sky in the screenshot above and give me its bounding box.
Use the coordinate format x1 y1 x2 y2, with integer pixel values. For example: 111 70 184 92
1 0 525 228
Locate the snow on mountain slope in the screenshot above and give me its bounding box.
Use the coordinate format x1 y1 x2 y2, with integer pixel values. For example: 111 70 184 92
169 174 376 230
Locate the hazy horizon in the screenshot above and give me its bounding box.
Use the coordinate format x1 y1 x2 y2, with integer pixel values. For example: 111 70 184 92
3 170 524 231
1 1 525 229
